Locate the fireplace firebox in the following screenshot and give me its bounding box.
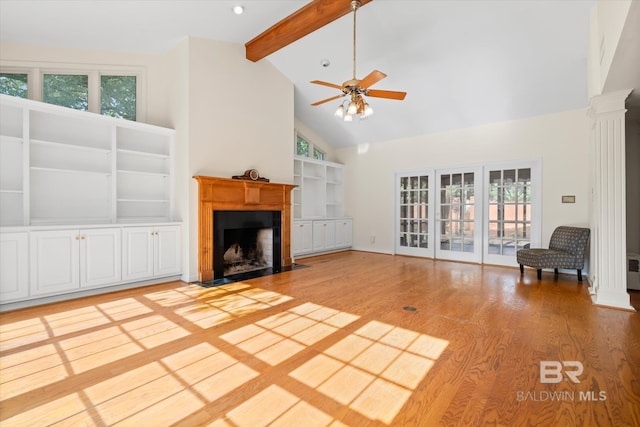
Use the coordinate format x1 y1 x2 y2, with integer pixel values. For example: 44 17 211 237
194 176 295 282
213 210 281 280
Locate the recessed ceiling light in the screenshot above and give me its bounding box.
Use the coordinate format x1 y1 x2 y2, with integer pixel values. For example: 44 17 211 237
232 5 244 15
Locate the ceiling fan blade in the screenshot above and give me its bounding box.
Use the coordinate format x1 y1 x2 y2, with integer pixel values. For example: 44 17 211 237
245 0 373 62
359 70 387 89
367 89 407 100
310 80 344 90
311 94 345 106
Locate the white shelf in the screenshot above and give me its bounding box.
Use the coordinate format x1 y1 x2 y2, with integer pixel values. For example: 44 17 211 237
31 139 111 154
0 135 23 144
117 198 169 203
117 169 169 177
31 166 111 176
1 95 175 226
117 148 170 159
294 156 345 220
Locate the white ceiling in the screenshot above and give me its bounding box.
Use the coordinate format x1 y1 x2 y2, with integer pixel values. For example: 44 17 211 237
0 0 598 148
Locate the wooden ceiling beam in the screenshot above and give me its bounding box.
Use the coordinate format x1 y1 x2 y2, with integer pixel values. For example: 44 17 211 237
245 0 372 62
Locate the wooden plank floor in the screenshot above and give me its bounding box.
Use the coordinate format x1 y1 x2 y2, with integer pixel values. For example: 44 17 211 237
1 251 638 426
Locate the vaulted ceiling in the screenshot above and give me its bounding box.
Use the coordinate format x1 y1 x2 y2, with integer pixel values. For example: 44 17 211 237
0 0 599 147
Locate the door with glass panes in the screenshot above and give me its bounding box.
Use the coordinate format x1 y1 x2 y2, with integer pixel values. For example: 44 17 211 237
483 162 540 266
435 167 483 263
395 172 435 257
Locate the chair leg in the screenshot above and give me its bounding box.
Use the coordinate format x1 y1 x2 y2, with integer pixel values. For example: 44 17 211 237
520 264 524 275
537 269 542 280
577 269 583 282
554 268 558 277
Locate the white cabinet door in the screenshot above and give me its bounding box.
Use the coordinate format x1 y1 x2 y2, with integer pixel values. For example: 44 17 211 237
155 225 181 277
0 232 29 301
313 220 335 251
122 227 155 281
292 220 313 255
81 228 121 288
122 225 181 281
30 230 80 295
335 219 353 248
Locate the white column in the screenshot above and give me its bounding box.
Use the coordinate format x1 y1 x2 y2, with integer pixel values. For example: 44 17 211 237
588 89 634 310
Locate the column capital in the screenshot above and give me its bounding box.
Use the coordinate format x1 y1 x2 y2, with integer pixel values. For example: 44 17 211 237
588 89 633 116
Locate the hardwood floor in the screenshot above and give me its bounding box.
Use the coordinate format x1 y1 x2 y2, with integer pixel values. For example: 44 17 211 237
1 251 638 426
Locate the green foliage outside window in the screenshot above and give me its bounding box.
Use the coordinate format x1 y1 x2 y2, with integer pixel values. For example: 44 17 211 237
0 73 28 98
43 74 88 111
296 135 309 157
101 75 136 120
313 147 325 160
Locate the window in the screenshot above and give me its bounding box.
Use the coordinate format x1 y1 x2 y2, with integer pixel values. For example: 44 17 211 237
296 134 310 157
101 75 136 120
0 66 144 121
296 132 326 160
0 73 28 98
43 74 89 111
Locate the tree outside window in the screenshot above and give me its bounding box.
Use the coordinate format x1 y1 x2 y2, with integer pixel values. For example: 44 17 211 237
43 74 88 111
101 75 136 120
0 73 28 98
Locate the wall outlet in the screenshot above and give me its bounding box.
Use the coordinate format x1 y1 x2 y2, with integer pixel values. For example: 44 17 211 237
370 235 376 244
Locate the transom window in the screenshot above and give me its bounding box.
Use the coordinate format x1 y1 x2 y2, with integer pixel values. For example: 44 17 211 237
296 132 325 160
0 66 143 121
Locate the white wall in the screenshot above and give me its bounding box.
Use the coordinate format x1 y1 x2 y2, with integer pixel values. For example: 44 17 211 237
185 37 294 280
336 109 590 256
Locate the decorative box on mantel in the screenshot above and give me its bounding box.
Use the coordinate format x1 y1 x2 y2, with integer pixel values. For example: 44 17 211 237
194 176 296 282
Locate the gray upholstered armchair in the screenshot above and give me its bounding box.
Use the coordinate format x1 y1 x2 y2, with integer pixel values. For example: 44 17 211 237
517 226 590 281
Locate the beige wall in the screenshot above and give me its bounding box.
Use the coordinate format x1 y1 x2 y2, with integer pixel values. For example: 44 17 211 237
336 109 590 255
185 37 294 280
589 0 633 97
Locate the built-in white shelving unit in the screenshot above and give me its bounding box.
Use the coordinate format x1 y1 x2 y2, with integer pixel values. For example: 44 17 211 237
292 156 351 257
0 94 175 226
0 94 180 310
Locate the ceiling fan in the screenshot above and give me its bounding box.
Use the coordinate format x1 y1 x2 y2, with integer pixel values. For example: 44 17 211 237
310 0 407 120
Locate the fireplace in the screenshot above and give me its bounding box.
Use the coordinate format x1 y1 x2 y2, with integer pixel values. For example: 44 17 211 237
194 176 296 282
214 210 281 279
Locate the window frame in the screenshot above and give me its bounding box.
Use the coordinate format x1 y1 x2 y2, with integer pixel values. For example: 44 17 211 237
0 63 146 121
295 130 326 160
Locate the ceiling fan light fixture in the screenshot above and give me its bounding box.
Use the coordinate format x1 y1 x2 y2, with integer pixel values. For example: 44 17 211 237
334 104 344 118
363 102 373 117
347 100 358 115
344 113 353 122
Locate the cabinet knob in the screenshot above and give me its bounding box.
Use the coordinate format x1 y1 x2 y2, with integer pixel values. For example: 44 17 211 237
81 236 85 240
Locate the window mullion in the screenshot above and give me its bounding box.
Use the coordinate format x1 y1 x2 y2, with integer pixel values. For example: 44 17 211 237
88 71 100 114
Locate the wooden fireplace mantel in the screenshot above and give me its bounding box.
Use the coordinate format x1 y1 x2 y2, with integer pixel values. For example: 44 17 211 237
194 176 296 282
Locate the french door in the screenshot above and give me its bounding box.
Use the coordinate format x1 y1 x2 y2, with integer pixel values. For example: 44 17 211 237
395 167 482 263
435 167 483 263
396 172 435 258
395 161 539 265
